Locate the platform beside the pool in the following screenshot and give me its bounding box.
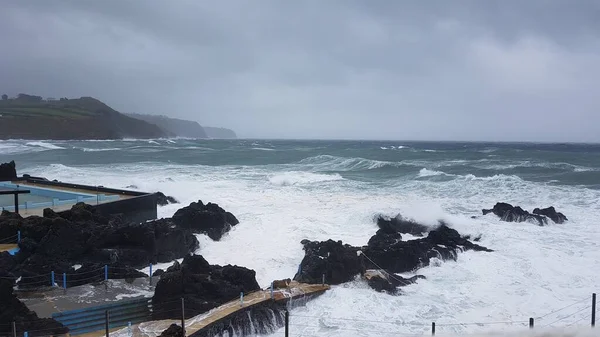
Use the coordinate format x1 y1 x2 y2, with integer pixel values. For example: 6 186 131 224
0 177 158 223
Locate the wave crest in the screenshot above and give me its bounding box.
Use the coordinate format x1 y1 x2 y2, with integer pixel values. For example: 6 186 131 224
268 171 344 186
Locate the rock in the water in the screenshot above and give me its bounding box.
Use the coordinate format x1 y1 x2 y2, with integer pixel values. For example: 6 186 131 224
364 224 492 274
152 255 260 319
172 200 239 240
293 239 363 285
366 273 425 295
0 161 17 181
533 206 568 224
294 218 492 289
376 214 430 236
156 192 179 206
159 324 183 337
482 202 547 226
0 279 68 337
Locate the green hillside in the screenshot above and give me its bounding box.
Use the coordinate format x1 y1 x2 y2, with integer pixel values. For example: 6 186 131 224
0 94 168 140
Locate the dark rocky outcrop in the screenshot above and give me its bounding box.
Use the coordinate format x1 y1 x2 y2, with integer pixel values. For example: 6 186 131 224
125 113 208 139
367 273 426 295
172 200 239 241
152 255 260 320
159 324 183 337
0 279 68 337
0 203 199 285
294 218 491 292
483 202 568 225
376 214 430 236
293 239 362 285
0 161 17 181
533 206 568 224
156 192 179 206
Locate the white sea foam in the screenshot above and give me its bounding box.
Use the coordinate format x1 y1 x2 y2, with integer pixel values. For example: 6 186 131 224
417 168 447 177
252 147 276 151
22 161 600 336
25 141 65 150
81 147 122 152
268 171 344 186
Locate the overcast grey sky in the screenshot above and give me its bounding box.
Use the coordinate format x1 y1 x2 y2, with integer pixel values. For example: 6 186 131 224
1 0 599 142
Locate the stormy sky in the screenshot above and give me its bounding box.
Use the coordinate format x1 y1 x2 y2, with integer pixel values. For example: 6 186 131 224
1 1 599 142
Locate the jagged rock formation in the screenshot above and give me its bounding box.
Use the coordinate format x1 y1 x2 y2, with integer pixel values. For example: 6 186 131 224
0 279 68 337
0 203 201 286
0 161 17 181
482 202 568 225
294 216 492 294
155 192 179 206
151 255 260 320
172 200 239 240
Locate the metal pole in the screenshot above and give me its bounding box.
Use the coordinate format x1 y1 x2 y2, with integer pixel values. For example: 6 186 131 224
270 282 274 299
592 293 596 327
63 273 67 289
51 271 55 286
12 321 16 337
529 317 534 329
14 193 19 214
149 264 153 286
23 332 27 337
284 310 289 337
240 292 244 307
322 274 325 286
105 265 108 281
128 322 131 337
105 310 110 337
17 231 20 243
181 298 185 336
431 322 435 336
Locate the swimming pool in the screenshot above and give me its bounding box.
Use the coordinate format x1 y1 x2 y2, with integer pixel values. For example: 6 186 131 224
0 182 120 212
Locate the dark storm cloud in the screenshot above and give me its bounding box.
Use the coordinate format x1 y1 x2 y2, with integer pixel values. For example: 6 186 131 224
1 0 599 141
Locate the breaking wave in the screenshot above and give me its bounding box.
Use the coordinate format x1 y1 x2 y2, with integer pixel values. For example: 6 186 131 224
25 141 65 150
268 171 344 186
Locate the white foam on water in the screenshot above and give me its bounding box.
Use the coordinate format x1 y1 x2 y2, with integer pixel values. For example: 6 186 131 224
252 147 276 151
417 168 448 177
23 162 600 336
25 141 65 150
268 171 344 186
80 147 122 152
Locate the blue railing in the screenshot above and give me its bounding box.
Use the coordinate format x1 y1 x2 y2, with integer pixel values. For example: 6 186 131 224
52 297 152 335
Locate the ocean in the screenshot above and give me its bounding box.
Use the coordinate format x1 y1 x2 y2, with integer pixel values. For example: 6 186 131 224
1 139 599 336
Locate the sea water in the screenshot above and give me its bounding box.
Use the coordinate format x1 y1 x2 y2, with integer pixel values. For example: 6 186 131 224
1 139 599 336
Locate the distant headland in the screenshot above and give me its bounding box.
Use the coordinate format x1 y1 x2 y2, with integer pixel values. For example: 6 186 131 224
0 93 236 140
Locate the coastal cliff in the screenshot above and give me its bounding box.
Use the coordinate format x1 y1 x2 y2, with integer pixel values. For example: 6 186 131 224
126 113 209 139
0 94 168 140
204 126 237 139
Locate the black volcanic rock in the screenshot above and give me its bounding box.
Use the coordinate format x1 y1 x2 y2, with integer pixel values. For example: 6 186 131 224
0 161 17 181
533 206 568 224
152 255 260 319
367 273 425 295
172 200 239 240
294 218 492 289
0 203 199 284
363 224 492 273
0 279 68 337
482 202 547 226
156 192 179 206
159 324 184 337
376 214 430 236
293 239 363 285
